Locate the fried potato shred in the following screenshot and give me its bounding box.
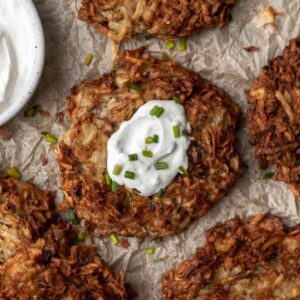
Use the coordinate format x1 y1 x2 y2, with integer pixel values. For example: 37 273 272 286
78 0 237 42
162 214 300 299
248 37 300 198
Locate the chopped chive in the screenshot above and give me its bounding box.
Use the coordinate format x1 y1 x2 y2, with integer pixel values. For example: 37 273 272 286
179 165 189 176
173 125 180 138
150 105 160 116
152 135 159 143
128 153 138 161
172 95 180 104
178 38 187 52
68 210 79 225
109 233 119 245
182 129 188 136
113 165 122 175
84 53 94 66
42 132 58 144
162 52 168 60
145 136 153 144
125 171 135 180
155 162 169 170
112 181 119 192
155 107 165 118
142 150 153 158
165 40 175 50
128 83 142 91
153 257 164 263
126 191 132 198
145 247 155 255
262 172 274 180
6 167 21 180
157 188 165 197
145 34 154 40
77 230 86 241
105 173 112 185
24 105 38 118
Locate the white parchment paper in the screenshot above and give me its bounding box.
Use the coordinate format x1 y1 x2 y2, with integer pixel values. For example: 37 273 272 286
1 0 300 299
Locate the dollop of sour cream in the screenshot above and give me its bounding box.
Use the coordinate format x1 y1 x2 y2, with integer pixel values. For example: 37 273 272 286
0 0 36 111
107 100 190 196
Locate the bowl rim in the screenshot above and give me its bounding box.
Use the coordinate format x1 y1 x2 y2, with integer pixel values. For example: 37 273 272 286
0 0 45 126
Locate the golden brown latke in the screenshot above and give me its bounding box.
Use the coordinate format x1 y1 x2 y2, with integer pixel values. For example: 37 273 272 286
78 0 237 42
162 214 300 300
248 37 300 198
0 175 54 263
0 221 128 299
0 176 129 299
56 48 241 239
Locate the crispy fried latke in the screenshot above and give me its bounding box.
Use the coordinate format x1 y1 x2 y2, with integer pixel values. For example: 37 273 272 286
0 221 128 299
248 37 300 198
56 48 241 239
162 214 300 300
78 0 237 42
0 175 54 263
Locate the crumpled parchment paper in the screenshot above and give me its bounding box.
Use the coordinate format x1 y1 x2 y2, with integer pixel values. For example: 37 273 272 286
1 0 300 299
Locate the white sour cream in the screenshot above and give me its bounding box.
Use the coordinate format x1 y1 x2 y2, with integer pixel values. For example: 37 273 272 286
0 0 36 112
107 100 190 196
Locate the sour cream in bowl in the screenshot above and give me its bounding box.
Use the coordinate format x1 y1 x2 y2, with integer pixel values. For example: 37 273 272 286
0 0 45 125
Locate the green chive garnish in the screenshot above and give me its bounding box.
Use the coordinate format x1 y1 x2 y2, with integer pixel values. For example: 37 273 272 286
142 150 153 158
6 167 21 180
152 135 159 143
24 105 38 118
84 53 94 66
173 125 180 138
182 129 188 136
109 233 119 245
128 153 138 161
125 171 135 180
172 95 180 104
162 52 168 60
150 105 160 116
178 38 187 52
42 132 58 144
155 162 169 170
105 173 112 185
68 210 79 225
113 165 122 175
128 83 142 91
77 230 86 241
157 188 165 197
145 247 155 255
262 172 274 180
112 181 119 192
155 107 165 118
145 136 153 144
165 40 175 50
179 165 189 176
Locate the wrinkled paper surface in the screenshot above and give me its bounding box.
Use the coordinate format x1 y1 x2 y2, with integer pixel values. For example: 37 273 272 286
1 0 300 299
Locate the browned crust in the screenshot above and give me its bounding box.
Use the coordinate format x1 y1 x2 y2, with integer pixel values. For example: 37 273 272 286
0 175 54 263
0 177 129 299
78 0 237 42
247 37 300 198
162 214 300 299
56 48 241 239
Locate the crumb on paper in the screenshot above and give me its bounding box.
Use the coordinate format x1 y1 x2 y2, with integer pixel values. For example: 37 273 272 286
244 46 259 52
0 125 12 141
252 6 282 28
120 239 130 249
38 108 51 118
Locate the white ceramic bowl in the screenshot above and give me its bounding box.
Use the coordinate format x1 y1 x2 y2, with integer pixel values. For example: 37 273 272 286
0 0 45 126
